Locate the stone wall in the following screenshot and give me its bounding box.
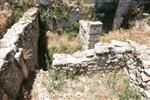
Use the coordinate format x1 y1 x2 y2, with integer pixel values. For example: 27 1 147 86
124 40 150 98
52 40 134 72
52 40 150 97
0 7 39 100
79 20 102 49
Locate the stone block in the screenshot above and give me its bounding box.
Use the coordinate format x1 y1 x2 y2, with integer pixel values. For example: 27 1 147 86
87 21 102 35
141 72 150 82
95 45 109 54
79 20 102 49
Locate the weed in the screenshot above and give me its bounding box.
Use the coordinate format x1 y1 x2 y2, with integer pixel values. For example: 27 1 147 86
118 80 141 100
53 4 69 20
45 52 64 91
12 7 24 23
107 69 141 100
65 22 80 38
12 0 35 23
58 43 82 53
46 52 77 91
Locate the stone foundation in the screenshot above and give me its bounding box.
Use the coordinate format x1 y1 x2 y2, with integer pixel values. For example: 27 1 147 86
52 40 150 98
0 8 39 100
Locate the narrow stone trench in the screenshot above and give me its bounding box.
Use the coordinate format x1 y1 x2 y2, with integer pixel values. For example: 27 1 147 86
16 12 49 100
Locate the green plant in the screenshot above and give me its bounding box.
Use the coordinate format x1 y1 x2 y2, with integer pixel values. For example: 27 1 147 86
65 22 80 38
11 0 36 23
12 7 24 23
108 69 118 90
107 69 141 100
119 80 141 100
46 52 66 91
38 5 53 31
53 4 69 20
58 43 82 53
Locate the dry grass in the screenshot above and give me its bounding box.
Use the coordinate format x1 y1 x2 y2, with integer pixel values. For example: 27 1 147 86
31 69 141 100
100 23 150 47
46 31 82 53
0 9 12 28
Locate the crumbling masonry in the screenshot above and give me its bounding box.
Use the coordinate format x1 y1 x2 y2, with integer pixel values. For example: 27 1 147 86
53 21 150 97
0 8 39 100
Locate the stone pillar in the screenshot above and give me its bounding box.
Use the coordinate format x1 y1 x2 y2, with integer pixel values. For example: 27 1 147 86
79 20 102 49
112 0 132 29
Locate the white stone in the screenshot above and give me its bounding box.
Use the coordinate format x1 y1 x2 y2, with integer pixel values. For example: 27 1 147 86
129 73 136 80
79 20 102 49
144 90 150 98
53 53 66 59
111 40 130 47
142 60 150 69
52 58 66 66
85 49 95 58
95 45 109 54
14 51 22 62
67 56 78 64
141 72 150 82
0 48 13 59
145 69 150 76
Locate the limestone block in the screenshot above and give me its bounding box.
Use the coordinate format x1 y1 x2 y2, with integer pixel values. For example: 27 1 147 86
95 45 109 54
111 40 130 47
142 60 150 69
86 34 100 42
144 90 150 98
85 49 95 58
79 20 102 49
87 21 102 35
145 68 150 76
129 73 136 81
141 72 150 82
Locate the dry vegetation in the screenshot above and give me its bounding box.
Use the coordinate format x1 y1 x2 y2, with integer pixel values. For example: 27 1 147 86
0 42 2 48
46 31 82 54
0 9 12 28
43 27 145 99
0 9 12 47
31 69 141 100
100 21 150 47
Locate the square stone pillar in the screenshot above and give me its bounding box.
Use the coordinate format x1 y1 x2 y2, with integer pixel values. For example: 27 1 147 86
79 20 102 49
